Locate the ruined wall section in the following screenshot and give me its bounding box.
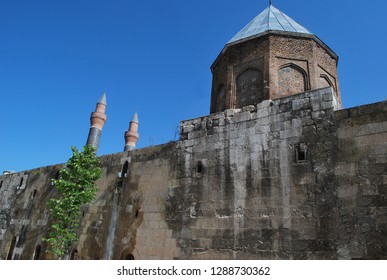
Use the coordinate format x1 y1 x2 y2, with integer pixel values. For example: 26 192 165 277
0 165 62 260
0 143 181 260
176 87 342 259
334 101 387 259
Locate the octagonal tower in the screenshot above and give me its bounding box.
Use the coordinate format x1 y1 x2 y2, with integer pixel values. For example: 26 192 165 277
210 4 341 113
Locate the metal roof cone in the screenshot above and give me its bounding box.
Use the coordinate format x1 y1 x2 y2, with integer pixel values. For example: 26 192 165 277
228 4 312 44
131 112 139 124
98 93 107 105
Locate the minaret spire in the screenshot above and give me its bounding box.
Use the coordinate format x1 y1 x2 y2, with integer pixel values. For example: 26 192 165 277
86 93 107 149
124 113 140 151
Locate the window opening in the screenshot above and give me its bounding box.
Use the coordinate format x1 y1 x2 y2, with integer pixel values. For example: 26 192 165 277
125 254 135 260
31 189 37 199
122 161 129 177
70 249 78 260
296 143 308 163
197 161 203 173
33 245 41 260
17 177 24 189
7 236 17 260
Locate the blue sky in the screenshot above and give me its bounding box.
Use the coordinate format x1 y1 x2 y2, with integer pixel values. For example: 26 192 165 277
1 0 386 173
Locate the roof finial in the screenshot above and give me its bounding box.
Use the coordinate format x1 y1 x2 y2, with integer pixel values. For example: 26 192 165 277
269 0 272 6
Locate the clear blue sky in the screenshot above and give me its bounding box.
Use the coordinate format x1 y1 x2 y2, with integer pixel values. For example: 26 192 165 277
1 0 386 173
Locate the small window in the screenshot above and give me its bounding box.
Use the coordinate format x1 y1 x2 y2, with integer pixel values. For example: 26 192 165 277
31 189 37 199
125 254 135 260
122 161 129 175
296 143 308 163
197 161 203 173
7 236 17 260
70 249 78 260
33 245 41 260
0 181 3 190
17 177 24 189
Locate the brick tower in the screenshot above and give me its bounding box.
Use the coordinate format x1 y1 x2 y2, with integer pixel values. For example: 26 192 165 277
124 113 139 151
86 93 107 149
210 3 342 113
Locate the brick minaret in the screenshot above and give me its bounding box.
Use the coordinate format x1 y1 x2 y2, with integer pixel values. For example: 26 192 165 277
124 113 139 151
86 93 107 149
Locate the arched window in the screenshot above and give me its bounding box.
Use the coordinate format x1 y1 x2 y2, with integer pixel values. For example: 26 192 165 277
33 245 42 260
236 68 263 108
122 161 129 176
31 189 37 200
197 161 203 173
70 249 78 260
278 64 307 96
125 254 135 260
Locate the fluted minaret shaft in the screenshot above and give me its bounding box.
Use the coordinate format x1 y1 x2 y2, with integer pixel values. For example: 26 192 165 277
86 93 107 149
124 113 139 151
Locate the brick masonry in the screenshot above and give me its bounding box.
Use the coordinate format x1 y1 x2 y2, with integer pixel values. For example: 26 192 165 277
210 32 341 114
1 87 386 260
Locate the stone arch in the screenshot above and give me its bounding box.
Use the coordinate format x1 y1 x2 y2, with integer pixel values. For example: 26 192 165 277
235 68 263 108
278 64 308 96
120 247 139 260
319 74 335 91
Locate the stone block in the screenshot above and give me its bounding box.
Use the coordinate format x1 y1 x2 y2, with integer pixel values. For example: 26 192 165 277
337 184 358 198
242 105 255 112
232 111 251 123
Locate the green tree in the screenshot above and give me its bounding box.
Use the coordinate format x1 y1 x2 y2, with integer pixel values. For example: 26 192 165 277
45 145 102 258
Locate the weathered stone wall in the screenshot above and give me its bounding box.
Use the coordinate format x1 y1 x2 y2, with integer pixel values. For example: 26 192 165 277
334 102 387 259
0 87 386 260
0 144 181 260
178 87 342 259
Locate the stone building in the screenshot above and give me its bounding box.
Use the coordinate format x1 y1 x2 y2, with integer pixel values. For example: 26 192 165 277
0 4 386 260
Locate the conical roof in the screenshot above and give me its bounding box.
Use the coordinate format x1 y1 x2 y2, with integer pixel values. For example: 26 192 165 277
98 92 107 105
228 4 312 44
131 112 139 124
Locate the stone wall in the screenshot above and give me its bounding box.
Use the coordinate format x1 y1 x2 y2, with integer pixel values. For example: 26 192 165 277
334 102 387 259
178 86 342 259
0 87 386 260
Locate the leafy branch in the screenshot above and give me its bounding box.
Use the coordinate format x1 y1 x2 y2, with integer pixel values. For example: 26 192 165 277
44 145 102 258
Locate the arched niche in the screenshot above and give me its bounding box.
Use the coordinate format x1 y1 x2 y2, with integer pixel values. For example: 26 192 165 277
235 68 263 108
319 74 335 91
278 64 308 96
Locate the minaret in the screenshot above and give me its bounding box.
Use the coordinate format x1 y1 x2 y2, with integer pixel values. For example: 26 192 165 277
124 113 139 151
86 93 107 149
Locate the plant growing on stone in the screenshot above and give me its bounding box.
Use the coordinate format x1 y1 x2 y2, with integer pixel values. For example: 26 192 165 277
44 145 102 258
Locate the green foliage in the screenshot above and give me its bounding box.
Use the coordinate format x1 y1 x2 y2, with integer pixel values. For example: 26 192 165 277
44 145 102 258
